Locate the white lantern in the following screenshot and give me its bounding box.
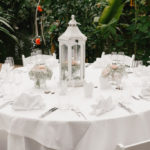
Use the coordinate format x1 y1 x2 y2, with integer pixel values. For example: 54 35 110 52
58 15 87 87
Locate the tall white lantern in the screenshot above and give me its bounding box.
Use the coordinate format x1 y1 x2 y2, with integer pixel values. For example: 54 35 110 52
58 15 87 87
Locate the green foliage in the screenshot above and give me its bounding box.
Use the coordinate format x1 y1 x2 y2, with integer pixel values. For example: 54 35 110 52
0 0 150 65
98 0 124 24
0 16 18 43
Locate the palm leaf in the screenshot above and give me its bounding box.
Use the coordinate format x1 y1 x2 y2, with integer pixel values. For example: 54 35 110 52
0 27 18 43
0 17 14 31
98 0 124 25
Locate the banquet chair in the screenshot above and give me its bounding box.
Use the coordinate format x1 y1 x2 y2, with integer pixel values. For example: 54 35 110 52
100 52 135 67
22 54 57 67
22 55 37 66
101 51 105 58
115 140 150 150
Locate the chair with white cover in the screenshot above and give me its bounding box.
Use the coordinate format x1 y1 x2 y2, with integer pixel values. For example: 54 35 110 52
22 54 58 67
22 55 37 67
124 54 135 67
100 51 135 67
115 140 150 150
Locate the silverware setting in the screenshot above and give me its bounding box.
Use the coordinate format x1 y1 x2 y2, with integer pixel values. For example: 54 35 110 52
39 107 58 118
71 108 87 120
132 95 140 101
132 95 150 101
44 91 56 95
118 102 135 114
138 95 150 101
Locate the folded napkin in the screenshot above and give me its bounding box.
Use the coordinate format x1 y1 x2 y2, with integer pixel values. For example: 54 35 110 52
12 93 45 110
0 100 13 109
141 87 150 97
90 96 115 116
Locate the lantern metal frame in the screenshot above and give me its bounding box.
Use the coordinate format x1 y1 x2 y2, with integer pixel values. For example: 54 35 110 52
58 15 87 87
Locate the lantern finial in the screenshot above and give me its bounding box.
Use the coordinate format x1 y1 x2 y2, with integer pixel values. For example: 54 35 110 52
71 15 75 20
68 15 80 26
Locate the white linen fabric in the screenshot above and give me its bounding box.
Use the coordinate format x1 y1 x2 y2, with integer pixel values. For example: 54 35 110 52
1 65 150 150
12 93 45 110
90 96 116 116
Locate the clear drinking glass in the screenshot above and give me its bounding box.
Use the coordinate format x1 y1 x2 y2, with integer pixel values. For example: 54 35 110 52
31 52 36 56
83 82 94 98
111 52 118 64
5 57 14 66
118 52 125 65
36 50 42 55
137 60 143 67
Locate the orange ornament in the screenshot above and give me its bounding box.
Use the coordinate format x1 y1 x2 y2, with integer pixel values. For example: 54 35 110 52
35 38 41 45
37 5 43 12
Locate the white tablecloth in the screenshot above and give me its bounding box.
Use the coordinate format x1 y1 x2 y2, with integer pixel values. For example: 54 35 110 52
1 65 150 150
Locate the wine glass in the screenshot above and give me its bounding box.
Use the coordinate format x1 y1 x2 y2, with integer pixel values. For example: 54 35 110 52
5 57 14 67
137 60 143 67
118 52 125 65
36 49 42 55
111 52 118 64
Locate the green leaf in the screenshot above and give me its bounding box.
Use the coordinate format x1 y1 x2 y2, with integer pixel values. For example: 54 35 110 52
0 17 14 31
0 27 18 43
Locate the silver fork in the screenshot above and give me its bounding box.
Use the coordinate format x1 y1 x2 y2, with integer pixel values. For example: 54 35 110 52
138 95 150 101
71 108 87 120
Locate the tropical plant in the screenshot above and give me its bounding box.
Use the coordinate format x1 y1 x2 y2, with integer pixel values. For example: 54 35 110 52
94 0 125 53
0 16 18 43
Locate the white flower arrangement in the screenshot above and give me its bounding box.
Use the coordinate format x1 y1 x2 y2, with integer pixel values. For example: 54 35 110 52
29 64 53 88
101 64 126 79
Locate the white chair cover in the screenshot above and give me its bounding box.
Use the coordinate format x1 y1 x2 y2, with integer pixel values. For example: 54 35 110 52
22 54 57 67
100 52 135 67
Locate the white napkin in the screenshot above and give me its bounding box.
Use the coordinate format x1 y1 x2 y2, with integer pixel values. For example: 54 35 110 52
141 86 150 97
0 100 13 109
12 93 45 110
90 96 115 116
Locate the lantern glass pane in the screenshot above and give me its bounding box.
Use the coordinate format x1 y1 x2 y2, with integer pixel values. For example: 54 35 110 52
71 45 81 80
61 45 68 80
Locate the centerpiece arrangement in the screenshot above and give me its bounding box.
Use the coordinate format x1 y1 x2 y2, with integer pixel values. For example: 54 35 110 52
101 64 126 89
29 64 53 89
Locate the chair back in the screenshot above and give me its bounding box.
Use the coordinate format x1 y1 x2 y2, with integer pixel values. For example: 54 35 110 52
22 55 37 66
22 54 57 67
116 140 150 150
100 52 135 67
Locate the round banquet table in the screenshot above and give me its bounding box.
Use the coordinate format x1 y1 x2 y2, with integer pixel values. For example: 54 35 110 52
1 64 150 150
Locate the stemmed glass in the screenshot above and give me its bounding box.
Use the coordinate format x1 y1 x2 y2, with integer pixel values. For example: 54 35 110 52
118 52 125 65
137 60 143 67
36 50 42 55
111 52 118 64
5 57 14 67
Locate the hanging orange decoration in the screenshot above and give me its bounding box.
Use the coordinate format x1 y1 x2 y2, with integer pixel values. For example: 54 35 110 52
35 38 41 45
130 0 135 7
37 5 43 12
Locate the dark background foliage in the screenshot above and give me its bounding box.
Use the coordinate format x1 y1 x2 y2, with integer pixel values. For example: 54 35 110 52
0 0 150 65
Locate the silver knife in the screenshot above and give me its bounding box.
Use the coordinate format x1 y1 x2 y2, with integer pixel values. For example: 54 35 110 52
40 107 58 118
118 102 135 114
